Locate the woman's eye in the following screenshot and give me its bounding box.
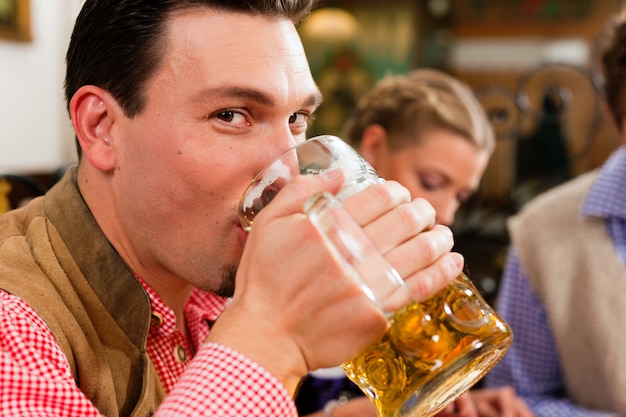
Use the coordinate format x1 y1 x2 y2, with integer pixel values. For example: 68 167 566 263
418 173 444 191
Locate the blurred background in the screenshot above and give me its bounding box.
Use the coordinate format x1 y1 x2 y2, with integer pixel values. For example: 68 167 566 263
1 0 624 302
297 0 624 302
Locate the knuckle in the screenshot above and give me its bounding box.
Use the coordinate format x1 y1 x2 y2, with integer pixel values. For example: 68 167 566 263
369 181 412 208
416 228 450 260
415 235 437 260
408 272 435 301
395 203 423 232
369 182 397 205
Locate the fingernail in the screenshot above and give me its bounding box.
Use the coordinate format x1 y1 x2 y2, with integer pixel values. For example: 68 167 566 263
436 224 454 242
450 252 465 269
320 168 342 182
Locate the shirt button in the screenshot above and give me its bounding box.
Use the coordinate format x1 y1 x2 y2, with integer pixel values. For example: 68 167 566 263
174 345 188 363
150 311 164 327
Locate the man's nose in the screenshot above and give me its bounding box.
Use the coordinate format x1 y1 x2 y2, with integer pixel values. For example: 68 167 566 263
254 131 299 173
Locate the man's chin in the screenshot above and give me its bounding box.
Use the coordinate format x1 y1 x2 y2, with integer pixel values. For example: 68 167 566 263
213 264 237 298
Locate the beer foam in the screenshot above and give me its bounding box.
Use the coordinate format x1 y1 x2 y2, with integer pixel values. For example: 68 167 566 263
243 160 291 209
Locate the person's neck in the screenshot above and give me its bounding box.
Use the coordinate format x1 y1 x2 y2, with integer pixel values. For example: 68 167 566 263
77 165 195 333
142 274 195 334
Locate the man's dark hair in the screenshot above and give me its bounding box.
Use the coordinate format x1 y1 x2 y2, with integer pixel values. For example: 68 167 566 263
64 0 318 156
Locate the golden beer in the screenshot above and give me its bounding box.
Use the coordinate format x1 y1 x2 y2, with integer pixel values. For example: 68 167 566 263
342 273 513 417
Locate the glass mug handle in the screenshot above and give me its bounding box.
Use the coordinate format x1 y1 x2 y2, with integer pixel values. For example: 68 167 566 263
304 191 413 316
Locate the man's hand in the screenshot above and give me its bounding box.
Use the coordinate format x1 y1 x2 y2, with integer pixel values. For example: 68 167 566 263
209 175 462 394
342 181 464 303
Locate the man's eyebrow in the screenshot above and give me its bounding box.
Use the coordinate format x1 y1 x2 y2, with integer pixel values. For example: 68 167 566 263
307 88 324 109
192 86 274 105
192 86 323 109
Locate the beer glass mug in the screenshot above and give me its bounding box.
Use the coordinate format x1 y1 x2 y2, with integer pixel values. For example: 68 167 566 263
238 135 513 417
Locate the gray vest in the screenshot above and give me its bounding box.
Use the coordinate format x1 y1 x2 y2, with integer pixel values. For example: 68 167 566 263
509 171 626 412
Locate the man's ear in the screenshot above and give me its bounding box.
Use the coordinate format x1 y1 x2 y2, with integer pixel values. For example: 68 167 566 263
359 124 389 170
69 85 122 172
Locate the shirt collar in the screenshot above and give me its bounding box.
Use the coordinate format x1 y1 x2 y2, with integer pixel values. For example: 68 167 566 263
135 274 229 341
582 145 626 220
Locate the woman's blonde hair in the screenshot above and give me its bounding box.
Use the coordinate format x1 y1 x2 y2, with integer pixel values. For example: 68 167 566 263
342 68 495 155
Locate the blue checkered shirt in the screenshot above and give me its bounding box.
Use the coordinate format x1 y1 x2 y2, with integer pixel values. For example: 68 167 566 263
484 145 626 417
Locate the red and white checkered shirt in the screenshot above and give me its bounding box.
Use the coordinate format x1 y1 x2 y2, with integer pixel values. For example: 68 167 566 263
0 281 297 416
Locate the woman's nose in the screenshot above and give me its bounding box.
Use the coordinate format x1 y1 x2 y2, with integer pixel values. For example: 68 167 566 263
433 200 458 226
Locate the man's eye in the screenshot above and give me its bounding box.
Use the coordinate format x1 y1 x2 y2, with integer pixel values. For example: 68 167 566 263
216 110 247 125
288 112 309 126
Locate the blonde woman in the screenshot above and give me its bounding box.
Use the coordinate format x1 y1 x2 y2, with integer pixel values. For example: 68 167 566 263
343 68 493 227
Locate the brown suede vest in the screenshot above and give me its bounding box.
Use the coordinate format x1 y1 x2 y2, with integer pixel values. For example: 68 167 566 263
509 171 626 412
0 168 165 416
